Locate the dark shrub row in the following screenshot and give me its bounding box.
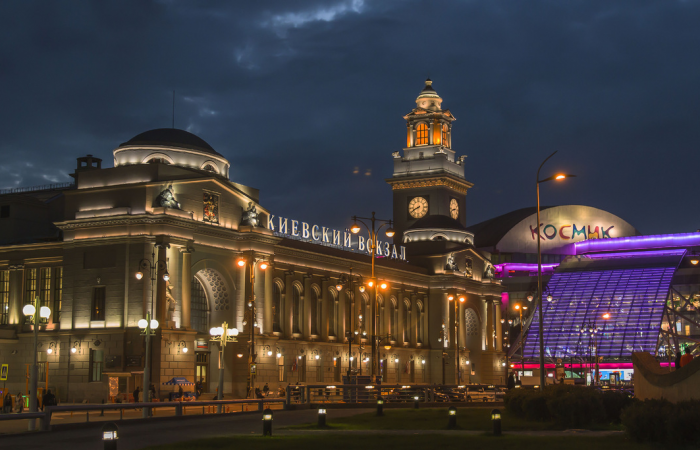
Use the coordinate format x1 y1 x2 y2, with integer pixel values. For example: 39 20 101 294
621 399 700 444
504 385 634 427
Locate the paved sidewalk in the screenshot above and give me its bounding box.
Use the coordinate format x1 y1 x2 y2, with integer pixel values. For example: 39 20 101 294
280 428 625 437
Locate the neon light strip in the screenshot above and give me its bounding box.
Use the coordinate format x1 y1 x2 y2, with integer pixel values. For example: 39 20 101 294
584 249 687 259
573 232 700 254
494 263 559 273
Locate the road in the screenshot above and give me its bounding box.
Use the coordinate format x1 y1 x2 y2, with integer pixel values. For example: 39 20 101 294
0 408 372 450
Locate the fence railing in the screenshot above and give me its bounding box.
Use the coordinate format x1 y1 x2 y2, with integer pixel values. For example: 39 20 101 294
286 384 506 405
0 398 286 431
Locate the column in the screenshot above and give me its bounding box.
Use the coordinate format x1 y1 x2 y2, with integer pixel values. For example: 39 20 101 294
263 265 273 335
180 250 192 330
337 284 346 340
254 264 265 332
156 243 168 324
485 298 494 351
237 263 247 331
284 273 293 339
495 300 503 352
409 294 418 347
320 280 329 341
303 276 312 339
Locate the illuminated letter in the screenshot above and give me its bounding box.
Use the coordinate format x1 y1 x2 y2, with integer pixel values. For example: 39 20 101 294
333 230 341 245
278 217 288 234
391 245 398 259
588 226 599 239
602 226 614 239
384 242 390 256
312 225 320 241
559 225 571 240
268 215 275 231
302 222 310 239
344 231 352 248
530 224 545 240
572 224 586 240
291 220 299 237
358 236 365 251
375 240 382 255
322 227 330 243
543 225 557 240
400 246 406 260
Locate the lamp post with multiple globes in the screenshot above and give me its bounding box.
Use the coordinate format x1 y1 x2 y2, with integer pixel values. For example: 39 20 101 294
350 213 394 380
236 253 269 398
209 323 238 411
137 313 158 418
336 269 364 379
23 300 50 430
535 151 575 391
447 293 466 384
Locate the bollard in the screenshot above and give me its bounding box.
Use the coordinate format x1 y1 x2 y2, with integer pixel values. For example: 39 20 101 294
262 408 273 436
202 406 205 415
491 409 501 436
318 408 327 427
102 422 119 450
413 395 420 409
376 396 384 416
448 407 457 429
86 411 90 423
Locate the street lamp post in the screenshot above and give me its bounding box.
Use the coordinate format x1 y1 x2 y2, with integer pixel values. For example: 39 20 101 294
536 151 575 391
135 243 170 405
350 213 394 380
209 323 238 411
337 270 364 380
137 313 158 418
23 301 50 431
438 322 448 384
236 254 269 398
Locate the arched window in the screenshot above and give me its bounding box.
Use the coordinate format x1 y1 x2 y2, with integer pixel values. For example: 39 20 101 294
147 158 170 164
442 124 449 147
311 287 320 336
415 123 429 146
202 164 217 173
272 283 282 332
191 278 209 333
292 284 302 334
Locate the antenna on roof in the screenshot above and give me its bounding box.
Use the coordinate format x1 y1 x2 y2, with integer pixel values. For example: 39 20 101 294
172 90 175 128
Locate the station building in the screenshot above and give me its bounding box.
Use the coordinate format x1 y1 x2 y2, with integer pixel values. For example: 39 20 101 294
0 80 505 402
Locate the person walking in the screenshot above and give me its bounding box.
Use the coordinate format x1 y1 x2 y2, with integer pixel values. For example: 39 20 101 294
680 348 694 367
675 351 682 369
133 386 140 403
178 385 184 399
263 383 269 397
507 372 516 390
3 392 12 413
15 392 24 413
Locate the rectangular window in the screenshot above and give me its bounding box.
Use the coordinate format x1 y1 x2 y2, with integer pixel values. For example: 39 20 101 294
316 358 323 382
53 267 63 323
278 356 285 382
25 268 37 306
90 349 104 382
0 271 8 325
39 268 51 310
92 287 106 321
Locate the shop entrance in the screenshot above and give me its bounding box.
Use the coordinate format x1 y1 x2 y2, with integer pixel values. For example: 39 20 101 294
196 352 208 391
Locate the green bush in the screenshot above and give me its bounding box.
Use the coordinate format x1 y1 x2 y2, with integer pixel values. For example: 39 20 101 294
547 387 603 428
522 392 550 421
664 401 700 445
503 388 530 416
601 390 634 423
620 399 673 442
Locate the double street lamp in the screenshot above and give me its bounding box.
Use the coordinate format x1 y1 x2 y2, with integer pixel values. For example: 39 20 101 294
236 253 270 398
209 323 238 411
336 269 363 379
350 212 394 380
535 151 575 391
23 301 50 431
447 293 466 384
137 313 158 418
514 303 528 374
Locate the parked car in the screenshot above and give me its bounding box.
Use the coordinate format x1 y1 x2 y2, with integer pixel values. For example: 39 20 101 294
465 386 495 402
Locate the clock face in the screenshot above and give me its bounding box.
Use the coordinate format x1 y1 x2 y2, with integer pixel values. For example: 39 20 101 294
450 199 459 220
408 196 429 219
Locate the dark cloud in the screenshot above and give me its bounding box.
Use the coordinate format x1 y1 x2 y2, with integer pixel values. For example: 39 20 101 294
1 0 699 233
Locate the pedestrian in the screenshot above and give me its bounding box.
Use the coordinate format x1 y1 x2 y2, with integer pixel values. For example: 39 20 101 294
16 392 24 413
3 392 12 413
515 373 522 387
178 385 184 399
263 383 269 397
255 387 264 399
507 372 515 390
149 383 156 401
680 348 694 367
675 351 682 369
133 386 140 403
42 389 56 409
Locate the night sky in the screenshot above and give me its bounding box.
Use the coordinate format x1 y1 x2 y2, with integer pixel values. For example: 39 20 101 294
2 1 700 235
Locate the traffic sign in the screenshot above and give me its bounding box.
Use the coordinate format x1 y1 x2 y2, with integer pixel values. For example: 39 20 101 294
0 364 8 381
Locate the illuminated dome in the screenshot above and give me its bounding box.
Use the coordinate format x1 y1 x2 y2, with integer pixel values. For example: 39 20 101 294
113 128 230 177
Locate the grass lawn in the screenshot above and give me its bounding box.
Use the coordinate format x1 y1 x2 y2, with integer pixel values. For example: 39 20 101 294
289 408 622 431
143 433 677 450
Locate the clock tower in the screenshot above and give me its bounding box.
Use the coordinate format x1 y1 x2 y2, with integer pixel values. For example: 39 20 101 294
386 79 474 244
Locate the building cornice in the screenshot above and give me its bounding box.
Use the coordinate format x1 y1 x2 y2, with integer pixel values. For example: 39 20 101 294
386 174 473 194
